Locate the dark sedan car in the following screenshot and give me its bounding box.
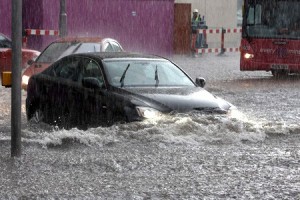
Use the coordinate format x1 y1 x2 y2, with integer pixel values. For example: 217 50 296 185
26 52 235 129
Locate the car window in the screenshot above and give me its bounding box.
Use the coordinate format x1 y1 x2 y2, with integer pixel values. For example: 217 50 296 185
110 41 123 52
103 59 195 87
53 56 81 81
36 42 79 63
103 42 114 52
74 43 101 54
0 34 12 48
56 43 101 61
82 58 105 88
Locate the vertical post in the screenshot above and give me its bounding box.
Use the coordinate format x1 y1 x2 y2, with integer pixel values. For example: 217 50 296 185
11 0 22 157
59 0 67 38
22 36 27 48
202 28 208 48
220 28 226 55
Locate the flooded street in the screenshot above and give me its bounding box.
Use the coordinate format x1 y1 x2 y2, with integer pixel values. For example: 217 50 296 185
1 53 300 199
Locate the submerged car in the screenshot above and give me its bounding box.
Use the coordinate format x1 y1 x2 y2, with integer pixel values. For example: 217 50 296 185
22 37 123 90
26 52 235 129
0 33 40 75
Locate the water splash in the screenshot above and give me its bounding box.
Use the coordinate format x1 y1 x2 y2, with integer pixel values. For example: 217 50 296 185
16 111 299 149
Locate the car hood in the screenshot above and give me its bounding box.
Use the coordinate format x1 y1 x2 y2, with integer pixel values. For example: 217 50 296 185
122 87 232 113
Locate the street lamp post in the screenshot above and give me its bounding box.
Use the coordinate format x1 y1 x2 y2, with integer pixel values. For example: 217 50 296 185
59 0 67 37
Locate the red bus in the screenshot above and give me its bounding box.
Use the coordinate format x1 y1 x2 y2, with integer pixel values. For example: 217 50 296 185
240 0 300 76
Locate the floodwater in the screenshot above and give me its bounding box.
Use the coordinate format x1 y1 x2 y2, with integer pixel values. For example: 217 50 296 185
1 53 300 199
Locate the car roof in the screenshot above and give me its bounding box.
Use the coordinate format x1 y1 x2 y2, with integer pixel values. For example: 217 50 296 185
71 52 165 60
54 37 114 43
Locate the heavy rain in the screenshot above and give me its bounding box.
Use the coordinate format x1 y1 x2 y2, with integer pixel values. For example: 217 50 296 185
1 53 300 199
1 0 300 199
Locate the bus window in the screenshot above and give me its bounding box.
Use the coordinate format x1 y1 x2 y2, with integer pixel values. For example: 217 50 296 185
247 4 262 25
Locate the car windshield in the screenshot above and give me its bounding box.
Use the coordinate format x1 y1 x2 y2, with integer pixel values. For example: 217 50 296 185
59 43 101 59
36 42 79 63
103 59 195 87
35 42 102 63
245 0 300 39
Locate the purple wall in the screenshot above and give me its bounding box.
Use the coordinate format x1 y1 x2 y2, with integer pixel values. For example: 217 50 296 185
0 0 12 37
23 0 60 50
22 0 175 55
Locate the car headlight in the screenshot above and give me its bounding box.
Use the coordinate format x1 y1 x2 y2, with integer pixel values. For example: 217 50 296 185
22 75 30 86
244 53 254 59
136 106 162 119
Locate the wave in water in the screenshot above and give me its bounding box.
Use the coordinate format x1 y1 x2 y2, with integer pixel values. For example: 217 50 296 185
7 112 297 148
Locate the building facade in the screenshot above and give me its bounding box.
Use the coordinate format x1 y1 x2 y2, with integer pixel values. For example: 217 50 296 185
175 0 240 49
2 0 175 55
1 0 239 55
0 0 11 37
175 0 238 28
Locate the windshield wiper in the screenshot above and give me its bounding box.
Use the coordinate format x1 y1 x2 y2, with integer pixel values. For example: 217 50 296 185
155 65 159 87
120 64 130 87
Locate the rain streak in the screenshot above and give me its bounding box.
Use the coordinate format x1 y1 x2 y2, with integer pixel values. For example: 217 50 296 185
1 0 300 199
1 53 300 199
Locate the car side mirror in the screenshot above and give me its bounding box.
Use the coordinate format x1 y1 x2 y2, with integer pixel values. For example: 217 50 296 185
82 77 103 89
195 77 206 88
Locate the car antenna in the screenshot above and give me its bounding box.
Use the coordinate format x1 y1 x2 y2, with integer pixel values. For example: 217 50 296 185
120 64 130 87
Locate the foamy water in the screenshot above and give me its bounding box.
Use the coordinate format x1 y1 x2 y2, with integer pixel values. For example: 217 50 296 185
8 111 296 150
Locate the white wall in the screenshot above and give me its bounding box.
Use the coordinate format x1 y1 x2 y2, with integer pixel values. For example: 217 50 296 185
175 0 237 28
175 0 240 48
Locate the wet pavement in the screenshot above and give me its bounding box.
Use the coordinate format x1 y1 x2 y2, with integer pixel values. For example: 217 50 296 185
1 52 300 199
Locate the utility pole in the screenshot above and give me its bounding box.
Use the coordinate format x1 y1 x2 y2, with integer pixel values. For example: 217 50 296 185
59 0 67 37
11 0 22 157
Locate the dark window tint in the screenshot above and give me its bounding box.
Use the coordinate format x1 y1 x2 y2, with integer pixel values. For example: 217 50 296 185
82 58 105 88
53 57 81 81
245 0 300 39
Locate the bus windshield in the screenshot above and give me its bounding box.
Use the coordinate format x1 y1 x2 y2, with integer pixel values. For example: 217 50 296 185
244 0 300 39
